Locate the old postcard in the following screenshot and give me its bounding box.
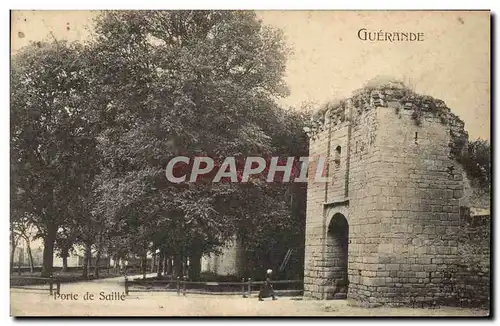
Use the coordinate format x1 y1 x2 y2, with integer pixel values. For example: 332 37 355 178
10 10 491 317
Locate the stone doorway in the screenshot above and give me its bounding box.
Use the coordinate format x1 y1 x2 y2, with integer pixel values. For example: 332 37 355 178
325 213 349 299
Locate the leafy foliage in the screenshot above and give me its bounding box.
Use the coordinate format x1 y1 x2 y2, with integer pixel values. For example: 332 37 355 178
10 11 311 278
458 139 491 190
11 41 102 276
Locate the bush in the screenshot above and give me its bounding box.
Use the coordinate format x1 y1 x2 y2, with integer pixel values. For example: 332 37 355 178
458 139 490 189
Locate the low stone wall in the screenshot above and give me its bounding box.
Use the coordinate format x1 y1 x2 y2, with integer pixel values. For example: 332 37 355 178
368 214 490 309
437 214 490 308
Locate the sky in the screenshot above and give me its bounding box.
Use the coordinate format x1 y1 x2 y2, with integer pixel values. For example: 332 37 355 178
11 10 491 140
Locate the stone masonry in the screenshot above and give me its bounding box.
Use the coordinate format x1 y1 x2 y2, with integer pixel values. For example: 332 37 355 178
303 82 487 307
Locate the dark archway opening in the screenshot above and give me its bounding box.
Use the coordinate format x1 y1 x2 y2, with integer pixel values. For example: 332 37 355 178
325 213 349 299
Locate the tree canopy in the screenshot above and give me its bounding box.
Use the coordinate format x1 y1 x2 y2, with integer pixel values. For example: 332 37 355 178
11 10 310 279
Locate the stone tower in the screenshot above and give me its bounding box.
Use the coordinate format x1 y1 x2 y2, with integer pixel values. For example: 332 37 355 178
303 82 470 307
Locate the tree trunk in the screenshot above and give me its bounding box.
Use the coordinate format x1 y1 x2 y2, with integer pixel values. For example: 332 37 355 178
87 245 93 277
188 252 202 281
166 256 173 275
61 247 69 272
173 254 182 277
26 239 34 273
141 254 147 279
82 243 92 278
161 250 166 274
10 231 18 273
62 256 68 272
94 250 101 278
183 256 188 278
94 232 103 278
41 226 57 277
157 250 165 278
151 252 156 273
82 250 88 278
18 250 22 275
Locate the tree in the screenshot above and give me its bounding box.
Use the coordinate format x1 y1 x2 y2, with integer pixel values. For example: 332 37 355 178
10 216 20 273
232 107 310 278
55 226 78 272
87 10 293 279
11 10 310 281
11 41 100 277
12 213 38 272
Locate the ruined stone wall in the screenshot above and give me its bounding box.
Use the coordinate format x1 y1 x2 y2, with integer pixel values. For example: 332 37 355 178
364 107 464 307
452 214 490 307
304 83 489 306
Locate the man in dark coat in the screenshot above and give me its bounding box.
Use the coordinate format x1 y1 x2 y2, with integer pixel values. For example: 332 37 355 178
259 269 277 301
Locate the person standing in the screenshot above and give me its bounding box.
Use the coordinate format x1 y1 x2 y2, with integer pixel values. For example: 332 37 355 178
259 269 277 301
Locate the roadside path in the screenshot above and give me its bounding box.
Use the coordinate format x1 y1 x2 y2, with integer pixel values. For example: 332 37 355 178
10 274 489 317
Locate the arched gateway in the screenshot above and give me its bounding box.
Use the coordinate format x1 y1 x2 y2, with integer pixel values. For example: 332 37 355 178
325 213 349 299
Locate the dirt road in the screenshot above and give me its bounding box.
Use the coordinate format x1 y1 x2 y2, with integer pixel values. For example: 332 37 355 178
10 275 489 317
